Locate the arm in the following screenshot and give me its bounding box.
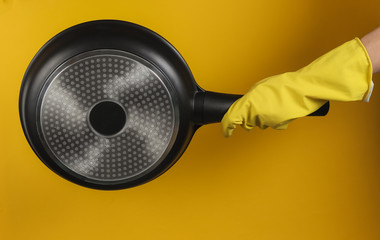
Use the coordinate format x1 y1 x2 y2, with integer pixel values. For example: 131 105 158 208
361 26 380 74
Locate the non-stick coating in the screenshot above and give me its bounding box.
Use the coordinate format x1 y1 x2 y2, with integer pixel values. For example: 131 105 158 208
38 49 179 181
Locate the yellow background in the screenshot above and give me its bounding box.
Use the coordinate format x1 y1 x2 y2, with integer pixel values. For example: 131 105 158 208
1 0 380 239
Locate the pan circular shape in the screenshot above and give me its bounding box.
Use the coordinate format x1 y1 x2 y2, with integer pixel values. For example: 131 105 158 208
20 20 198 190
37 50 179 182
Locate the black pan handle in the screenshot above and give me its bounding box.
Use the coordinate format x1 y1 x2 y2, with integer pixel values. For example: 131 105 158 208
194 91 329 125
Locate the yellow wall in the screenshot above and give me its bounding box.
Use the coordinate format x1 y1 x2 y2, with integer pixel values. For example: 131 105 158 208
1 0 380 239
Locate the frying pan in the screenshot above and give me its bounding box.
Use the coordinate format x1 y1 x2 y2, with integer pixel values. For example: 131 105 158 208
19 20 329 190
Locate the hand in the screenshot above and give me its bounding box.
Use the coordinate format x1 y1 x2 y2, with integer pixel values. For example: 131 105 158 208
222 38 372 137
361 26 380 73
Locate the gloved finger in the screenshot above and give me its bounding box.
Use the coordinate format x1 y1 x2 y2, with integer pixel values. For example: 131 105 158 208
241 122 254 132
225 126 236 138
221 113 242 137
274 123 289 130
273 119 293 130
222 122 237 137
221 97 250 137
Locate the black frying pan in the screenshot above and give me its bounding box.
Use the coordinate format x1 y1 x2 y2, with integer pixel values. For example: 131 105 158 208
19 20 329 190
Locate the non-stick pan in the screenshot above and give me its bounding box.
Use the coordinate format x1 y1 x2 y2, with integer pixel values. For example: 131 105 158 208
19 20 329 190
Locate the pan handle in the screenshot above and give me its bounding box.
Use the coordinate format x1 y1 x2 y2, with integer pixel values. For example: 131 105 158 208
194 91 329 125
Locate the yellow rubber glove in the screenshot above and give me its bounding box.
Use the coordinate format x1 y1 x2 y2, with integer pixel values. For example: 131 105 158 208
222 38 373 137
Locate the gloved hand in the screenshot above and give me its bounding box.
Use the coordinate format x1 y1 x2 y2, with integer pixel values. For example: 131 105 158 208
222 38 373 137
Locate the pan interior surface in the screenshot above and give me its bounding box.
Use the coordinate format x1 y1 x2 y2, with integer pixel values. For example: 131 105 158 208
37 50 178 182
